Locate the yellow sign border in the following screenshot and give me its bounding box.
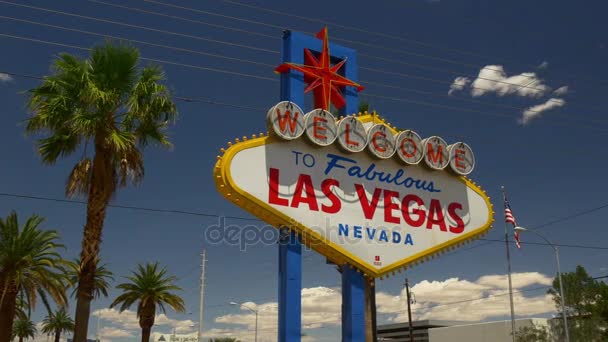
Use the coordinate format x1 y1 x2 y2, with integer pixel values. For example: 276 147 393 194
214 113 494 278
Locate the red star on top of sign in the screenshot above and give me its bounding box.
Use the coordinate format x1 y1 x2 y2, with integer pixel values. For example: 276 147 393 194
275 27 365 111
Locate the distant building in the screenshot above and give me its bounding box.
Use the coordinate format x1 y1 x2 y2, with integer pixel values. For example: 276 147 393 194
378 318 550 341
378 320 465 341
154 334 198 342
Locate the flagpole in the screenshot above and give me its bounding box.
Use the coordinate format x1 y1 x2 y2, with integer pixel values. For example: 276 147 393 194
501 186 517 342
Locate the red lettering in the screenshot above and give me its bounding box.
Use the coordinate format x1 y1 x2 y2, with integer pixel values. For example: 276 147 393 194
383 190 400 224
345 123 359 147
400 138 417 158
448 202 465 234
426 199 447 231
401 194 425 227
455 148 465 171
268 168 288 206
321 179 341 214
291 174 319 211
355 184 381 219
372 131 386 152
427 143 443 164
313 116 327 140
276 108 299 134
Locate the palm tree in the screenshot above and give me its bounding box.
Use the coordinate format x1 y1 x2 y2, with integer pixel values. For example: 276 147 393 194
42 308 75 342
66 258 114 299
26 41 177 340
110 263 185 342
0 212 68 342
11 318 37 342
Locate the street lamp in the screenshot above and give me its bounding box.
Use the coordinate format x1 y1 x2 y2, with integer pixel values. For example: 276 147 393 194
230 301 258 342
514 226 570 342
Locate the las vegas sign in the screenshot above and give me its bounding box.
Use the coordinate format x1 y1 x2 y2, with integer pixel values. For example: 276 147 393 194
214 101 494 278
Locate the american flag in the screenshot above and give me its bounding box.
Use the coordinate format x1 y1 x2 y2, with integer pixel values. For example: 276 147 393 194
504 198 522 249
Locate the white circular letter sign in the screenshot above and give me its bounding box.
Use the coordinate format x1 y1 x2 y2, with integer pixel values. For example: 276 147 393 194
448 142 475 175
423 136 449 170
366 124 396 159
337 116 367 152
267 101 305 140
395 130 423 165
304 109 337 146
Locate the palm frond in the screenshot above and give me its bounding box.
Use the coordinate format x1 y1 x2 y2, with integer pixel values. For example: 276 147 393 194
111 262 185 319
65 158 92 198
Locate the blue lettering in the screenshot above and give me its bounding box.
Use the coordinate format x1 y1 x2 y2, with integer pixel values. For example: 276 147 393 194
324 154 356 175
404 234 414 245
392 231 401 243
324 154 441 193
366 227 377 240
379 230 388 242
339 224 349 236
354 225 362 238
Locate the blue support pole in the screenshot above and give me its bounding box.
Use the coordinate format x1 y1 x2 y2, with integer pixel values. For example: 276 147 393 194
278 228 302 342
342 267 366 342
278 30 303 342
278 29 364 342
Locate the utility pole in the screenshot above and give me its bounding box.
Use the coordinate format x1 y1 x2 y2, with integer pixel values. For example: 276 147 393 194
198 250 207 342
405 278 414 342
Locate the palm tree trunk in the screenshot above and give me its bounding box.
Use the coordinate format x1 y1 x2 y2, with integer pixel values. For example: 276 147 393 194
0 282 17 342
141 326 152 342
73 143 113 342
140 304 156 342
18 338 23 342
55 329 61 342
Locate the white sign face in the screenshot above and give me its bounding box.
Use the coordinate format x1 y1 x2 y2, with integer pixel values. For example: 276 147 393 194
337 116 367 152
395 130 423 165
449 143 475 175
423 136 449 170
267 101 305 140
218 135 493 276
367 124 396 159
304 109 337 146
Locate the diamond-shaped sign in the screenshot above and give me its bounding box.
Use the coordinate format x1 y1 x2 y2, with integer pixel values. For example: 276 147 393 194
215 113 493 278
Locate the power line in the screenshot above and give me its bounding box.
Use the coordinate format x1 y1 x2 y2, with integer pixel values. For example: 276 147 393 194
1 192 607 251
0 16 275 69
4 15 595 127
0 71 269 112
364 92 608 133
0 15 549 122
93 0 554 96
89 0 276 40
446 201 608 256
0 0 278 54
220 0 608 88
0 192 259 222
73 0 608 117
0 33 278 82
0 2 603 123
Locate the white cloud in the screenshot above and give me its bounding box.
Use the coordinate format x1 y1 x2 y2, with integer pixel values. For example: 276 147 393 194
553 86 569 96
208 272 555 341
470 65 550 98
519 98 566 125
93 308 140 330
99 327 134 338
0 73 12 82
538 61 549 69
93 307 197 339
91 272 555 341
448 77 471 95
377 272 554 323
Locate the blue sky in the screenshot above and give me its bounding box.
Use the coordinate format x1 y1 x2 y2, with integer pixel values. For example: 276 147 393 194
1 0 608 340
